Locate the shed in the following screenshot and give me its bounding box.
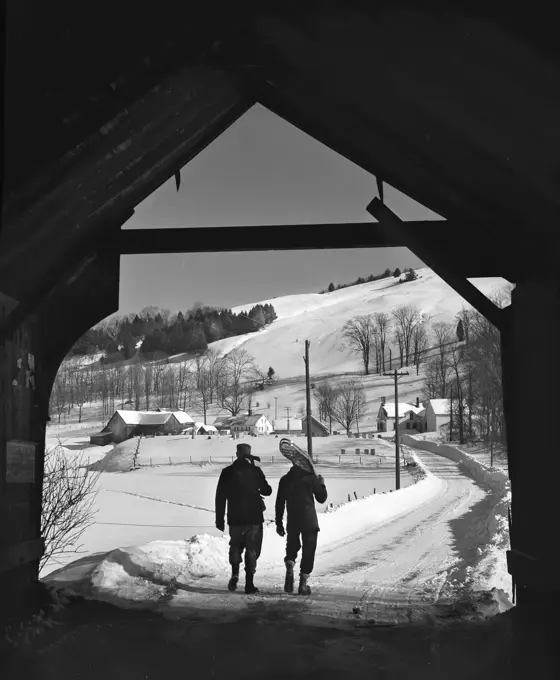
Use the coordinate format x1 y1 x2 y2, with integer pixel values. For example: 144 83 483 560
101 410 183 443
377 401 422 432
424 399 451 432
301 414 329 437
89 431 113 446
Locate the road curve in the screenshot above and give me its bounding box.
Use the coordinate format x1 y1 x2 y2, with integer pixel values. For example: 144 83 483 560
161 446 499 626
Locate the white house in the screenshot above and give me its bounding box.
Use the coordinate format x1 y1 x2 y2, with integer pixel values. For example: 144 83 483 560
231 413 273 435
376 399 423 432
183 422 219 436
424 399 451 432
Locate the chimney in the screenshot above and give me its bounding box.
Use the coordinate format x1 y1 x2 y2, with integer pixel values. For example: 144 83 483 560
248 408 252 416
416 397 420 408
381 396 386 406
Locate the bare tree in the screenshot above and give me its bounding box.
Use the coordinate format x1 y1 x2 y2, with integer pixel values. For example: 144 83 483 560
314 382 339 434
144 365 153 410
341 315 376 375
373 312 391 373
422 359 441 400
216 348 258 416
68 359 90 423
330 380 367 436
152 362 167 405
392 305 422 366
411 324 429 375
41 443 101 572
432 322 455 397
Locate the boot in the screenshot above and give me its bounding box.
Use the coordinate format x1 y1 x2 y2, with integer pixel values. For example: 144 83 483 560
244 571 259 595
228 564 240 592
298 572 311 596
284 560 295 593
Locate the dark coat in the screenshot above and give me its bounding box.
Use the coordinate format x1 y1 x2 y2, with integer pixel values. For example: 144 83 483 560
275 466 328 533
215 458 272 527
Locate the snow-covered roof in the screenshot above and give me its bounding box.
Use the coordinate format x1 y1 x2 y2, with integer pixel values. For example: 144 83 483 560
428 399 451 416
192 422 218 431
381 403 422 419
272 417 302 430
168 410 194 424
115 410 173 425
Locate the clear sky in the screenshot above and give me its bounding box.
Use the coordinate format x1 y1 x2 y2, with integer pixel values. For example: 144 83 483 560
117 105 442 316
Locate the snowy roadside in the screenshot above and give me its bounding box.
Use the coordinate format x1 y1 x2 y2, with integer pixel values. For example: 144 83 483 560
401 434 513 608
45 463 445 610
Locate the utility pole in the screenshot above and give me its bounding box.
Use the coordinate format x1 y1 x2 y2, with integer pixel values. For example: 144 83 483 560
285 407 291 435
303 340 313 457
275 397 278 420
383 369 409 490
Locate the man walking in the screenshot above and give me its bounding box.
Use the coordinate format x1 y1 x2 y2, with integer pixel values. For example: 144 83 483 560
275 463 328 595
215 443 272 594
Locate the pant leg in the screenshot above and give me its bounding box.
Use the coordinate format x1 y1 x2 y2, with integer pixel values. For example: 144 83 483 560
285 530 302 564
243 524 264 574
228 525 247 567
300 530 319 575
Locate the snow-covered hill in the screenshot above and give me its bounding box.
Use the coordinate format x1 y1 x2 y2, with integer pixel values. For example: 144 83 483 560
197 268 510 379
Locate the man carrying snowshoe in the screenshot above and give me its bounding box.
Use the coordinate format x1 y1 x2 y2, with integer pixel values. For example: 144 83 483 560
275 464 328 595
215 443 272 594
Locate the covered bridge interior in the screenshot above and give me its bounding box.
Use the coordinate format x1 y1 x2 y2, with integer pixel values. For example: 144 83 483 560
1 1 559 673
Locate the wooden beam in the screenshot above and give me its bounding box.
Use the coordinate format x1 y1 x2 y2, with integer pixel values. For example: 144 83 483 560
366 198 505 331
0 539 44 574
117 223 511 279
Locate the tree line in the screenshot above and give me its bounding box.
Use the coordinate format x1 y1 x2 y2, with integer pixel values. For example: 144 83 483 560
50 347 275 426
68 303 278 362
319 266 416 294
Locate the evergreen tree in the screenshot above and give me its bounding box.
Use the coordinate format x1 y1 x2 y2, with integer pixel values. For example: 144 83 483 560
328 282 335 292
456 319 465 342
267 366 275 381
393 267 402 277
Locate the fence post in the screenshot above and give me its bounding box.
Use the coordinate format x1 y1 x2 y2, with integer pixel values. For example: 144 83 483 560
339 455 341 464
348 494 351 502
353 491 358 500
190 456 192 464
360 456 362 465
374 488 376 494
150 458 153 467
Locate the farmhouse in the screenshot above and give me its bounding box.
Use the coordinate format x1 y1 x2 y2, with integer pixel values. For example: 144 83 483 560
213 415 236 433
271 417 302 434
402 408 427 433
301 414 329 436
231 413 273 435
376 397 423 432
97 410 185 444
424 399 451 432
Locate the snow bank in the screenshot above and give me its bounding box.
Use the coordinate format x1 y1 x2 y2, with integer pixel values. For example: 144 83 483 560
400 434 508 490
401 434 513 605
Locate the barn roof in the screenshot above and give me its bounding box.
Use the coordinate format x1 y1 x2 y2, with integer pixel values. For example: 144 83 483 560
235 414 267 427
115 410 174 425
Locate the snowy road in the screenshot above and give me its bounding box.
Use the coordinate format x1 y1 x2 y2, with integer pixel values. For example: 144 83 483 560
159 447 499 626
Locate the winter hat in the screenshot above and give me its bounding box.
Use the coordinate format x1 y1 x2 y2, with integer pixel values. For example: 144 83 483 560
236 443 252 458
236 443 261 464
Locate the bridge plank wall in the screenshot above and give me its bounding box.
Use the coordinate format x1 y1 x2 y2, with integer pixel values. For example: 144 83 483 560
0 253 121 630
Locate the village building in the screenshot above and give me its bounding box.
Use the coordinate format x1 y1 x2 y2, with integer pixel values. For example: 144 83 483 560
92 410 185 444
403 408 427 433
155 408 195 428
183 422 219 436
231 413 273 435
213 415 236 434
424 399 452 432
376 396 423 432
301 414 329 436
271 417 302 435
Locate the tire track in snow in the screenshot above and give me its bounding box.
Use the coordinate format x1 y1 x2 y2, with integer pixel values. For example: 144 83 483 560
107 489 214 514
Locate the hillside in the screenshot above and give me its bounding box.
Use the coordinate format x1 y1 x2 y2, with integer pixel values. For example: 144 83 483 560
171 267 510 379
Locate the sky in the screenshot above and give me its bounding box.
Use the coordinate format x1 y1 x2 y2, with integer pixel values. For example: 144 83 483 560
116 104 442 317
